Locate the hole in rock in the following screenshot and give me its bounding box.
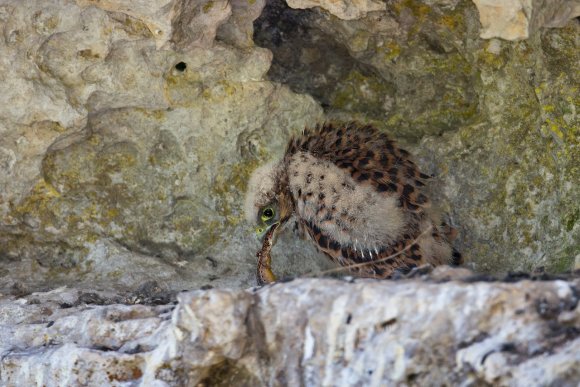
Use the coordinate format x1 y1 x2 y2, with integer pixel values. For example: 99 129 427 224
174 61 187 71
199 359 261 386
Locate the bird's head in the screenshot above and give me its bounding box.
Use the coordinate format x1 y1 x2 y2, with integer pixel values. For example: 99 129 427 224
244 160 292 243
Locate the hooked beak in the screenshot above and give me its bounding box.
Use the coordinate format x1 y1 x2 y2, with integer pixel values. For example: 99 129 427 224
255 222 281 244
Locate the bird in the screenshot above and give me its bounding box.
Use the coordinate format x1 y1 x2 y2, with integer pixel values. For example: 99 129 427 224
244 122 462 282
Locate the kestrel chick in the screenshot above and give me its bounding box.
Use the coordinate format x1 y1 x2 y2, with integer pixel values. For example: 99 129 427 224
245 122 461 283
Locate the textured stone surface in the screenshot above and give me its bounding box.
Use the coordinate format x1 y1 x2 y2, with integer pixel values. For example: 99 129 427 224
286 0 386 20
0 0 327 293
472 0 580 40
217 0 267 47
1 269 579 386
74 0 175 47
415 23 580 273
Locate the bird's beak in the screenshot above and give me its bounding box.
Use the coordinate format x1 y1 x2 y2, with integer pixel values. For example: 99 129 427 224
255 221 281 244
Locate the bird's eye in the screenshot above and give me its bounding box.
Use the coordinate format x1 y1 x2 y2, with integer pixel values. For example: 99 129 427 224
262 207 274 221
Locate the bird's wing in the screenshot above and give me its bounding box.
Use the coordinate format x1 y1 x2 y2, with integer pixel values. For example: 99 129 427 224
287 122 431 214
284 122 456 277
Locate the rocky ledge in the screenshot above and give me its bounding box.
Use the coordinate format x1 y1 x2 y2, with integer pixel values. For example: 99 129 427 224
1 268 578 386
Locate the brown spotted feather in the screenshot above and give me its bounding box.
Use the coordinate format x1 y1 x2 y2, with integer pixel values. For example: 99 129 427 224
284 122 461 277
287 123 431 214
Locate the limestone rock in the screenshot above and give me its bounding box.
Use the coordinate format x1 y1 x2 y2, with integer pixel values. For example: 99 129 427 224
75 0 175 47
170 0 233 49
1 270 579 385
286 0 386 20
217 0 268 47
472 0 580 40
0 0 326 293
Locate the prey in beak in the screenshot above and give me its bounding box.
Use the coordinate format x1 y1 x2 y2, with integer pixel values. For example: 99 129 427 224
255 221 280 285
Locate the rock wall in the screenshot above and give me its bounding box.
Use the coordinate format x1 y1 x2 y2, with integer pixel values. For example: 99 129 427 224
0 0 331 293
0 0 578 292
1 270 579 386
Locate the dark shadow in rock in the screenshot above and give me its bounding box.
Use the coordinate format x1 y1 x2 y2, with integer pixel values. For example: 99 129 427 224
127 280 177 305
198 359 262 387
254 0 393 118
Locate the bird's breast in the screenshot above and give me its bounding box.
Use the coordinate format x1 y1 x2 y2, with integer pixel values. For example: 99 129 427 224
287 151 406 251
